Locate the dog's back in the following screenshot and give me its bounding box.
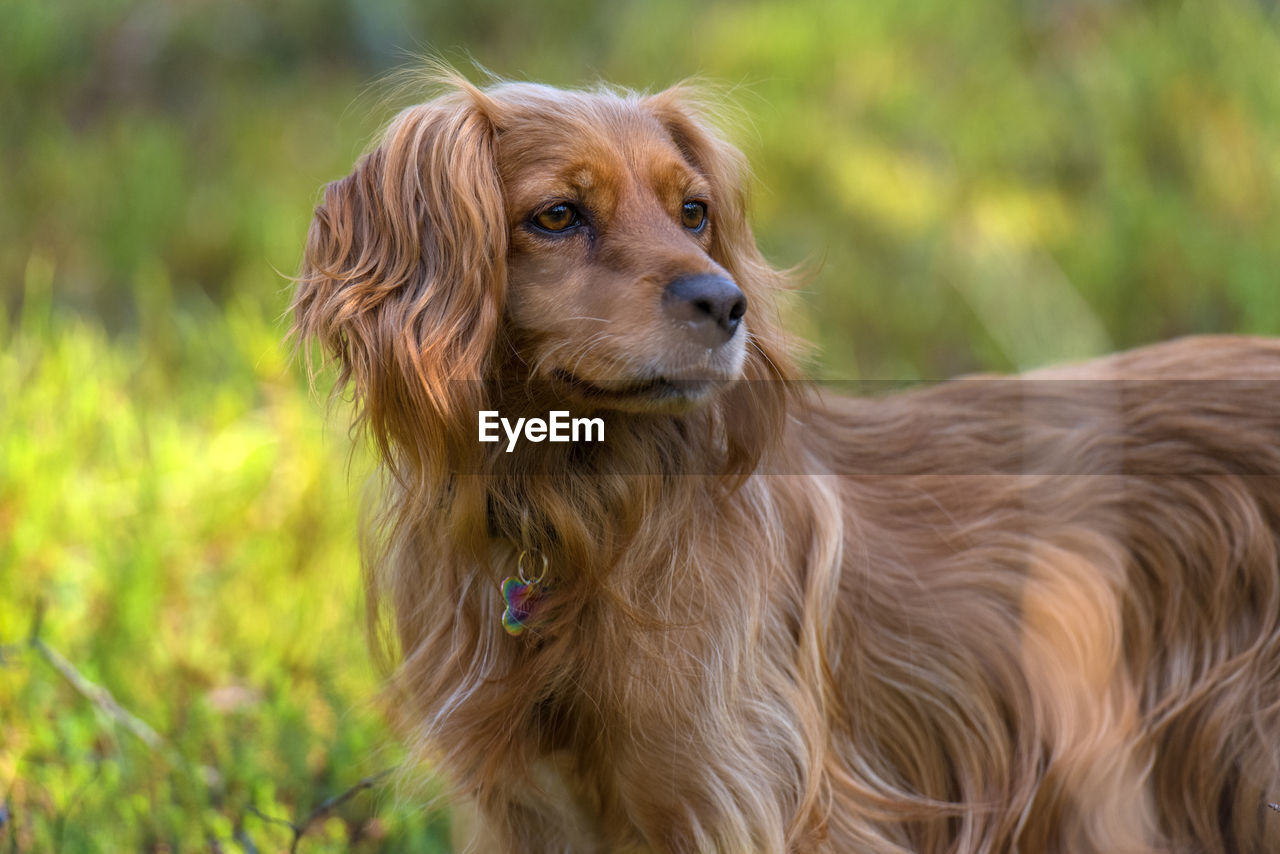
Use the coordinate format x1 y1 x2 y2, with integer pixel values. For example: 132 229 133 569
803 336 1280 852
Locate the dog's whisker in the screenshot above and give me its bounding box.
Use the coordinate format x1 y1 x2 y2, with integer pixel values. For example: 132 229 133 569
564 332 619 378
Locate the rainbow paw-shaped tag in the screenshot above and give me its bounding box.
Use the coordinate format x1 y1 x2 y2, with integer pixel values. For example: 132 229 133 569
500 550 549 636
500 576 540 636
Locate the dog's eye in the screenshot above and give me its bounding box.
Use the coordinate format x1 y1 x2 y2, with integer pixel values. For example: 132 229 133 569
681 200 708 232
532 203 581 233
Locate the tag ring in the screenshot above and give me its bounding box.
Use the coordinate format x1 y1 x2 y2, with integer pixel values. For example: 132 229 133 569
516 550 549 585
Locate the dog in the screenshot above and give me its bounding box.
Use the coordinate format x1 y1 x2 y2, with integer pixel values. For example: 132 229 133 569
292 70 1280 853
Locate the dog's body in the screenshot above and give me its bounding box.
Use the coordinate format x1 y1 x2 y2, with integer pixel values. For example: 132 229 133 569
295 73 1280 852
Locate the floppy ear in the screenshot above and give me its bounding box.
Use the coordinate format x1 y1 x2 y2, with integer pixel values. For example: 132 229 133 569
293 93 506 478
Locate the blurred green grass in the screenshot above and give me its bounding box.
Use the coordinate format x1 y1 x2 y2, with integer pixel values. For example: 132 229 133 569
3 0 1280 850
1 267 452 851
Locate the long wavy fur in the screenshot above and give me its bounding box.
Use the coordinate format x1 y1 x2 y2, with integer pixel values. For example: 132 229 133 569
293 69 1280 852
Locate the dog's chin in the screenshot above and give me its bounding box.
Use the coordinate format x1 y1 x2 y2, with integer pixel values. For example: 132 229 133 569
544 336 750 413
550 369 735 414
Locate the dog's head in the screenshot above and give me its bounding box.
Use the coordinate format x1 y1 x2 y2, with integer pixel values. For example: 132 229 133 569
294 71 793 476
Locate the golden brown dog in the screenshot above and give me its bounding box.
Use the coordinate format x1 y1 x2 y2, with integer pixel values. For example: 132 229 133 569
293 71 1280 852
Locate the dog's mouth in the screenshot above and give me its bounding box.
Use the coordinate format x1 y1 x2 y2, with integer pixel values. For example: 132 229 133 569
551 369 720 411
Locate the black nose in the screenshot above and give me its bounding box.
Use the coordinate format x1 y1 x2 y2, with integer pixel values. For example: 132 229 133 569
662 274 747 345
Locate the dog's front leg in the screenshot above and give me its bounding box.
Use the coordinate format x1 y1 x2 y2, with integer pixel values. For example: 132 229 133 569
588 661 810 854
456 751 629 854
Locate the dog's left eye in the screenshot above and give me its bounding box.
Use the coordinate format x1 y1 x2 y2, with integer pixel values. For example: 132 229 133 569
681 200 708 232
532 203 581 233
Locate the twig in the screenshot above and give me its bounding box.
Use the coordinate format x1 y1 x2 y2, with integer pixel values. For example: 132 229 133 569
246 804 299 837
14 602 397 851
247 769 395 853
300 768 394 828
29 637 163 750
23 599 162 749
233 826 260 854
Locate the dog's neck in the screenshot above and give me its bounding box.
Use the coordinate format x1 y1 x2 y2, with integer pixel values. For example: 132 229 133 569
469 423 771 611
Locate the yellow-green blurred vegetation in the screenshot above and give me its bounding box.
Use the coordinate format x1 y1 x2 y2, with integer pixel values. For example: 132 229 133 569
3 0 1280 850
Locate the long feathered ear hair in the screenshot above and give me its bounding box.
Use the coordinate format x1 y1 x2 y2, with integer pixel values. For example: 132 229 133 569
644 86 799 474
292 83 506 487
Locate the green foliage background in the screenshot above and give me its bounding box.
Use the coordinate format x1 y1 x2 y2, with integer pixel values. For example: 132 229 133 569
3 1 1279 850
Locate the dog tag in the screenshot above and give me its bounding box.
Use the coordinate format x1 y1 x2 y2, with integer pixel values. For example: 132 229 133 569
500 575 541 635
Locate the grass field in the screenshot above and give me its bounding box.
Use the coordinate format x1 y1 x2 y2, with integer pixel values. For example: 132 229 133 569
1 271 453 850
3 1 1279 850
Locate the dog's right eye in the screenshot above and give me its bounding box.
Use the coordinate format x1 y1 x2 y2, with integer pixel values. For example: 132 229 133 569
531 204 581 233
